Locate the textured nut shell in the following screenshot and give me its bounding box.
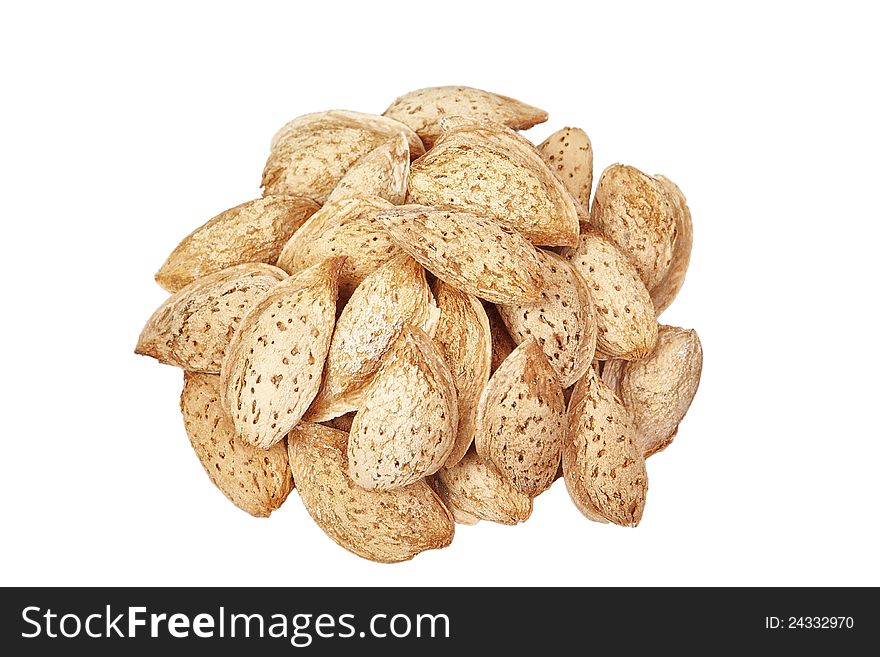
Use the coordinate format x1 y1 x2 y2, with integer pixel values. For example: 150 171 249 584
155 196 320 293
434 450 532 525
407 117 579 246
383 85 548 149
276 196 399 298
432 281 492 466
474 339 566 496
288 423 454 563
591 164 676 290
136 264 286 373
377 204 544 304
221 258 342 449
603 326 702 457
498 250 597 387
564 369 647 526
347 327 458 490
307 254 440 422
560 231 657 360
485 303 517 373
262 110 424 203
650 175 692 316
538 127 593 208
181 372 293 517
326 133 410 205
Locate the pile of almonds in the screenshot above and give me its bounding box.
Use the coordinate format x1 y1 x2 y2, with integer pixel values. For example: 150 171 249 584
136 86 702 563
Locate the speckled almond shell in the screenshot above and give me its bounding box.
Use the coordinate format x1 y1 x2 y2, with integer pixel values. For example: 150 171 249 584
326 133 410 205
538 127 593 208
407 117 579 246
276 196 399 299
383 86 548 149
347 327 458 491
485 303 517 373
262 110 424 203
591 164 676 290
560 230 658 360
433 450 532 525
376 204 544 304
306 254 440 423
220 258 343 449
288 423 454 564
180 372 293 517
474 339 566 496
136 264 287 373
651 175 692 316
564 369 647 527
155 196 320 293
431 281 492 467
602 325 702 457
498 250 597 387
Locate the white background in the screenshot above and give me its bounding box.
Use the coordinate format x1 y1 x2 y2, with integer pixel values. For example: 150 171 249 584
1 1 878 587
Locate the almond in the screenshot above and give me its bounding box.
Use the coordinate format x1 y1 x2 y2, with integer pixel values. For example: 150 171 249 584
276 195 399 298
288 422 454 563
560 230 658 360
347 327 458 490
306 254 439 422
433 450 532 525
474 339 566 496
498 250 597 387
651 175 692 316
431 281 492 467
326 133 410 205
538 127 593 208
376 203 544 304
180 371 293 517
564 369 647 527
383 86 548 149
591 164 676 290
262 110 424 203
155 196 319 293
602 325 702 457
407 117 579 246
136 263 286 373
485 303 517 373
221 258 343 449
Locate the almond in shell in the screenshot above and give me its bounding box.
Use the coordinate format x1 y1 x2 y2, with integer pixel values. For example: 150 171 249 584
288 422 454 563
498 250 597 387
602 325 702 457
348 327 458 490
136 263 286 373
650 175 692 316
538 127 593 208
564 368 647 527
306 254 440 422
181 372 293 517
431 281 492 467
376 203 544 304
155 196 319 293
383 85 548 149
221 258 343 449
474 338 566 496
262 110 424 202
326 133 410 205
407 117 579 246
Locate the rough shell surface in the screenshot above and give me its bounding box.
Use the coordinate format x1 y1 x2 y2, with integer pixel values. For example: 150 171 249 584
156 196 319 293
306 254 439 422
377 203 544 304
383 85 547 149
221 258 342 449
431 281 492 466
347 327 458 490
289 423 454 563
650 175 692 316
538 127 593 208
181 372 293 517
326 133 410 205
474 339 566 496
262 110 424 203
136 264 286 373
